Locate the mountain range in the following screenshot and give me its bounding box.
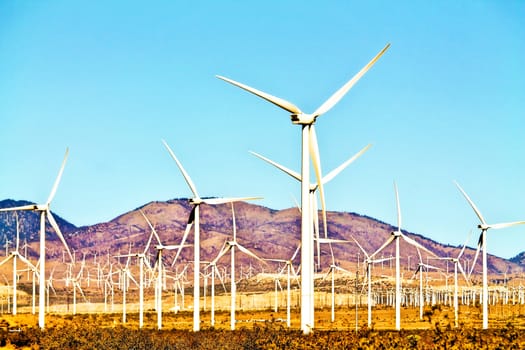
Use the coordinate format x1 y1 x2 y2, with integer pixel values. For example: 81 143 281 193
0 198 522 278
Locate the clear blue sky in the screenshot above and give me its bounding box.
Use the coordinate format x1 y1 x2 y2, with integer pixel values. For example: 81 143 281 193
0 1 523 259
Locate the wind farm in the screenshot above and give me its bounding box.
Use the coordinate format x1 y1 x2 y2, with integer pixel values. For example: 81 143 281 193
1 1 524 348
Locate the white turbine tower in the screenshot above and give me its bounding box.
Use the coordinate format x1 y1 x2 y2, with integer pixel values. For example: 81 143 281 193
217 44 390 333
265 243 301 328
454 181 525 329
206 246 228 328
430 232 471 327
0 148 74 329
369 182 435 330
352 236 393 328
251 143 371 270
162 139 260 332
212 202 266 330
140 210 187 330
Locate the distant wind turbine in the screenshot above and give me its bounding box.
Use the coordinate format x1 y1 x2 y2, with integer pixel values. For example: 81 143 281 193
212 202 266 330
352 236 393 328
454 181 525 329
265 243 301 328
0 148 74 329
218 43 390 334
429 231 471 327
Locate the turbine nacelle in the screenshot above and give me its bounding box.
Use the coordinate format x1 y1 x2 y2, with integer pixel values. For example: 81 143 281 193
189 198 203 205
478 224 490 230
291 113 316 125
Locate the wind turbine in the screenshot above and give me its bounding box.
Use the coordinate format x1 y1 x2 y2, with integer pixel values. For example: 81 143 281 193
412 248 440 321
265 243 301 328
429 232 471 327
117 210 158 328
212 202 266 330
318 238 353 323
0 213 36 315
352 236 393 328
140 210 187 330
162 139 261 332
0 148 73 329
454 181 525 329
251 143 371 270
206 244 228 327
369 182 435 330
217 43 390 333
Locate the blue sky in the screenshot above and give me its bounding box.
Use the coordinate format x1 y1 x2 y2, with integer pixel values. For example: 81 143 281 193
0 1 523 259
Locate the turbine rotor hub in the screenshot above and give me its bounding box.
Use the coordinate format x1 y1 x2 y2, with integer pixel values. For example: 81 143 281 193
291 113 315 125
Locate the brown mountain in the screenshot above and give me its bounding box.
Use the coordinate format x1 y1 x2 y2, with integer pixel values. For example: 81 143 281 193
65 199 523 277
0 198 521 277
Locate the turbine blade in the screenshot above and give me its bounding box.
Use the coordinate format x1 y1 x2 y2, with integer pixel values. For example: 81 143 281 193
172 221 193 266
312 43 391 118
457 230 472 259
291 242 301 262
322 144 372 185
490 221 525 230
47 148 69 205
0 204 40 212
369 235 396 259
216 75 302 114
237 244 265 263
213 244 232 263
401 233 436 257
351 236 370 259
0 255 13 268
309 125 327 239
202 196 262 205
454 181 487 225
249 151 301 181
140 210 162 246
394 181 402 232
47 210 74 262
162 140 200 198
457 262 470 285
469 236 482 277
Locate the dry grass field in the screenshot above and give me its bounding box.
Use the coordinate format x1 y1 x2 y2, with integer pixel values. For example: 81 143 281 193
1 292 525 349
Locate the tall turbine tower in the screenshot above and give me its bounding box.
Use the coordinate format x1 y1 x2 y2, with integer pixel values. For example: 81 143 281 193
217 44 390 333
455 181 525 329
0 149 74 329
369 182 435 330
162 139 260 332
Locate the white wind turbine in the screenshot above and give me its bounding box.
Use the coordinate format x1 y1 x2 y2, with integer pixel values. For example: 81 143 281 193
352 236 394 328
251 143 371 270
429 232 471 327
140 210 187 330
265 243 301 328
212 202 266 330
454 181 525 329
206 244 228 327
217 43 390 334
0 148 74 329
162 139 260 332
319 238 353 323
369 182 436 330
412 248 440 321
118 210 158 328
0 213 36 315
